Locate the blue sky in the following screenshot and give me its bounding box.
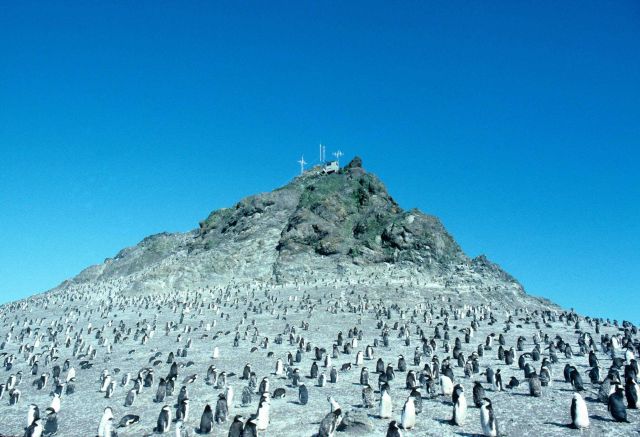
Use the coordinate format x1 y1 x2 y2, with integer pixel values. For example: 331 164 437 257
1 2 638 322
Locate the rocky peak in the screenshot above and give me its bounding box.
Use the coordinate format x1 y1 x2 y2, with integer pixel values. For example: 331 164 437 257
58 156 531 304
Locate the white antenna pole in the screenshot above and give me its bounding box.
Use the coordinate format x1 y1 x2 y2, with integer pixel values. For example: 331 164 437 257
297 155 307 175
333 150 343 166
319 144 322 163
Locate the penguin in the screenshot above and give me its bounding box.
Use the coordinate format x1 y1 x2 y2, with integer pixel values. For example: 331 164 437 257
539 366 551 387
97 407 114 437
27 403 40 428
386 420 403 437
400 396 416 429
258 377 269 396
100 374 111 392
362 385 375 408
403 383 418 407
175 420 188 437
105 380 115 398
43 407 58 436
451 384 467 426
274 358 284 376
228 415 244 437
156 405 172 433
241 386 253 406
440 375 454 396
176 398 190 422
242 415 258 437
155 377 167 402
608 386 629 422
587 366 600 384
318 408 342 437
379 388 393 418
529 374 542 397
625 377 639 409
9 388 21 405
117 414 140 428
256 394 270 431
215 393 228 423
298 384 309 405
570 367 584 391
65 378 76 395
24 419 44 437
124 388 136 407
360 367 369 385
198 403 214 433
494 369 503 391
473 382 485 408
480 398 499 437
569 393 589 429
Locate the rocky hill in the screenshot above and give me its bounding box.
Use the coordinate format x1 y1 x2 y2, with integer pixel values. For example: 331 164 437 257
54 157 548 308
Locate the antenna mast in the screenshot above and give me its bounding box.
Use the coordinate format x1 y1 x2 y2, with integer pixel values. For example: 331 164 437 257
333 150 343 166
297 155 307 175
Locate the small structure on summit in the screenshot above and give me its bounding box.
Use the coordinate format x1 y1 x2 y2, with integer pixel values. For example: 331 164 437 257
322 160 339 174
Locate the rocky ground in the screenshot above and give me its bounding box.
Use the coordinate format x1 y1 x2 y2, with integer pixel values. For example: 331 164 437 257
0 278 638 436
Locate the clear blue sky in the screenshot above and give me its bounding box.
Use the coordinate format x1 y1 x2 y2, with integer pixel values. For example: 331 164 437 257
1 2 638 322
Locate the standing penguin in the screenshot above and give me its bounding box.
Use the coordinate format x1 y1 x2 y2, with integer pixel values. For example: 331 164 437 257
198 404 214 433
124 388 136 407
155 377 167 402
386 420 403 437
409 388 422 414
225 385 234 410
10 388 21 405
400 396 416 430
608 386 629 422
97 407 114 437
473 382 485 408
529 374 542 397
24 419 44 437
569 393 589 429
242 415 258 437
175 420 188 437
241 386 253 406
215 393 228 423
256 395 270 432
176 398 190 423
228 415 244 437
625 377 639 409
362 385 375 408
379 388 393 418
105 380 116 399
480 398 499 437
43 407 58 436
298 384 309 405
318 404 342 437
156 405 172 433
451 384 467 426
440 375 454 396
27 403 40 428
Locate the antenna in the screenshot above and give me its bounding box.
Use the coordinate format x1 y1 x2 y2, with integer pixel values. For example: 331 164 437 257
332 150 343 166
297 155 307 175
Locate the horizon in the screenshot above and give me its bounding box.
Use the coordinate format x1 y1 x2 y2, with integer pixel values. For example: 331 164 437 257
1 2 638 323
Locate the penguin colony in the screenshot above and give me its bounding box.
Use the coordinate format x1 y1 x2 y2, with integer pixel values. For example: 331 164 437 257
0 279 638 436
